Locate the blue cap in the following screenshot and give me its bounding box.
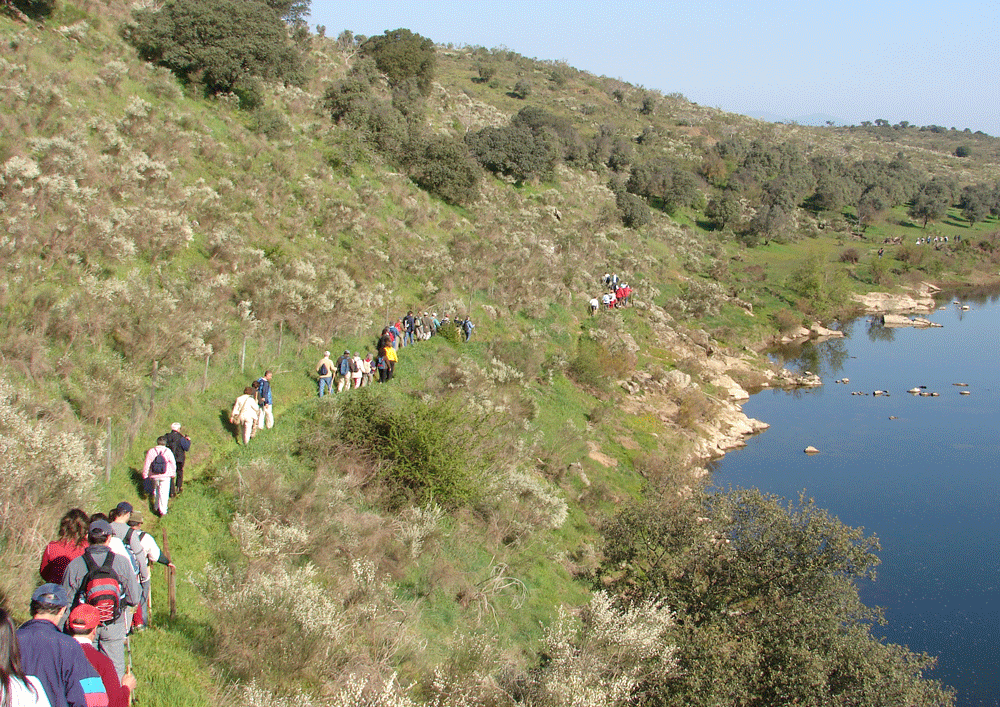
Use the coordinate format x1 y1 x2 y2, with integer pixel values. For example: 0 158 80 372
31 583 69 607
116 501 133 514
89 519 113 536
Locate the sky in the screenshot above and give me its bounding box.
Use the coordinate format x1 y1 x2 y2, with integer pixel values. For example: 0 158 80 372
308 0 1000 136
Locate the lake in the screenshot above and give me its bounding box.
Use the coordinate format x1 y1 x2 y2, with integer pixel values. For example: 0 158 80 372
712 290 1000 706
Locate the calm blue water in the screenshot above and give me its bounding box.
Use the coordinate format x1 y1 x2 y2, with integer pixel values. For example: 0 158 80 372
713 292 1000 706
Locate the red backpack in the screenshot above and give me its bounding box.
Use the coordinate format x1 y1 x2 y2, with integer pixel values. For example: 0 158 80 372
75 551 124 625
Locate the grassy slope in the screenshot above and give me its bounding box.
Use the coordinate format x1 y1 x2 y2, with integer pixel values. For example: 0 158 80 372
2 4 999 703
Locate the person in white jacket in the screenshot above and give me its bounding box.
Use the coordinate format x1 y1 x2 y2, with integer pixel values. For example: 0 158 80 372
230 387 260 445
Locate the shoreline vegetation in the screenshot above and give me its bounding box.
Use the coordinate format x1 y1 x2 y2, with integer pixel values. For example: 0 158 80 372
2 1 992 703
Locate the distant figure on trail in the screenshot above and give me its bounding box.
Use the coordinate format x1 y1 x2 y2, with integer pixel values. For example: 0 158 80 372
335 350 351 393
164 422 190 497
230 387 259 446
39 508 89 585
461 316 474 342
589 297 599 316
255 371 274 430
316 351 334 397
351 352 363 389
141 438 176 517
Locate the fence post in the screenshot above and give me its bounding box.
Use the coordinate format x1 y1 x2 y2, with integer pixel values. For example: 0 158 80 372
202 353 210 394
278 320 284 358
105 418 112 484
163 529 176 618
240 336 247 373
149 360 158 416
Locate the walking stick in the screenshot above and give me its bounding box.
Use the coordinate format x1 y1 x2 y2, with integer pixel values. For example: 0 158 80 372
162 529 176 618
124 634 133 705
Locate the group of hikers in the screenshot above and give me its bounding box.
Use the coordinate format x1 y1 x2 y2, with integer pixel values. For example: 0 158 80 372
8 503 176 706
229 370 275 445
316 311 475 396
589 272 633 315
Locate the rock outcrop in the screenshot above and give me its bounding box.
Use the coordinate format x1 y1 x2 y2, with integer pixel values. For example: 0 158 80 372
851 283 938 313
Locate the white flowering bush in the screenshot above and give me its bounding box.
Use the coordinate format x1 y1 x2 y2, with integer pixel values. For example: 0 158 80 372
395 503 446 558
521 591 678 707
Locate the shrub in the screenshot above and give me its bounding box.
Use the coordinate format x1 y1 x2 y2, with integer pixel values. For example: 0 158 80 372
839 247 860 263
126 0 304 97
332 388 484 509
511 78 531 99
249 107 289 139
407 135 481 205
465 124 552 183
359 28 436 96
616 191 650 229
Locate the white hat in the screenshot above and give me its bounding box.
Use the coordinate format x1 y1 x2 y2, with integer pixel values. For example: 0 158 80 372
171 422 181 431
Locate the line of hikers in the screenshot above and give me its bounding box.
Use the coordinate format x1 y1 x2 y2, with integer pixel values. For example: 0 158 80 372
316 311 475 396
17 503 177 706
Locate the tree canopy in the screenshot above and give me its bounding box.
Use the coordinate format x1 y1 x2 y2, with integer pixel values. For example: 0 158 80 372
598 488 955 706
359 28 436 96
127 0 305 97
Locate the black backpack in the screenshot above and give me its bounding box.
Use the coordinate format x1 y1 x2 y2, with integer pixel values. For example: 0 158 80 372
318 362 329 377
149 449 167 475
76 551 124 626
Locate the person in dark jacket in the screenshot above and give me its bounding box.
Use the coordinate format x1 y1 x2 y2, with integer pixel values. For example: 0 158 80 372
164 422 191 496
16 584 108 707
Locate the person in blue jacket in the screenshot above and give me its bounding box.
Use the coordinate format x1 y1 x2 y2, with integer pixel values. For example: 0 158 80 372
255 370 274 430
16 584 108 707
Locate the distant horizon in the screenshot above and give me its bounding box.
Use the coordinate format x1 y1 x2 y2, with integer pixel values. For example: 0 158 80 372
308 0 1000 138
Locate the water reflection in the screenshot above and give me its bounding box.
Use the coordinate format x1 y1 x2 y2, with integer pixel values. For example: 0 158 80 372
769 334 850 378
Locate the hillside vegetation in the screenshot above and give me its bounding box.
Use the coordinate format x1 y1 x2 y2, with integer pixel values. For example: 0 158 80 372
2 1 990 704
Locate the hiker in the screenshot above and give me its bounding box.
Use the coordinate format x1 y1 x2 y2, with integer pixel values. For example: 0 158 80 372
589 297 599 316
316 351 334 397
39 509 89 585
351 352 364 389
403 311 415 346
141 437 176 517
461 316 474 342
388 321 402 349
361 352 374 386
16 584 108 707
164 422 191 497
255 371 274 430
107 504 146 627
125 510 173 630
66 605 135 707
61 520 141 679
431 313 440 336
335 350 351 393
0 607 48 707
230 387 260 445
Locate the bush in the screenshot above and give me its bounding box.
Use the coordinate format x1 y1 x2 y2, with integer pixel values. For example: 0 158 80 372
616 191 651 229
334 388 484 509
359 28 436 96
839 247 860 263
407 135 481 205
511 79 531 99
126 0 304 97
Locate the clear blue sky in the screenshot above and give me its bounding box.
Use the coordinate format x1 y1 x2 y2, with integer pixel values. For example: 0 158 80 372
308 0 1000 136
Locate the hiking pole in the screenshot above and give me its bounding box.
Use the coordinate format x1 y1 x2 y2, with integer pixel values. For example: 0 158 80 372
124 633 133 705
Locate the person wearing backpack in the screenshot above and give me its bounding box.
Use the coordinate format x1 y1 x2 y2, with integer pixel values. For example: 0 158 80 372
107 504 146 627
335 351 351 393
255 370 274 430
164 422 191 497
141 437 176 517
316 351 334 397
61 520 140 680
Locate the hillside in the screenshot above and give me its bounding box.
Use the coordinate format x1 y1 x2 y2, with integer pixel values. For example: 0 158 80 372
0 2 983 705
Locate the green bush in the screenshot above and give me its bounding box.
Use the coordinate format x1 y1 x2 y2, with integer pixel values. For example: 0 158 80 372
126 0 304 97
359 28 436 96
408 135 481 205
334 388 481 509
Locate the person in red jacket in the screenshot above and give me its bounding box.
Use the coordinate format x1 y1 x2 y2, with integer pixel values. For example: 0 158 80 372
39 509 90 584
66 606 135 707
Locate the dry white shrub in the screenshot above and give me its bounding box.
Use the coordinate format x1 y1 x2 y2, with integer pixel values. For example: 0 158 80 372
395 503 445 558
529 591 678 707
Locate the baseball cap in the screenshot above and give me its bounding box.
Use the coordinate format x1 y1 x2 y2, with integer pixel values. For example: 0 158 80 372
31 583 69 607
116 501 133 514
68 604 100 632
170 422 182 431
89 519 113 536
